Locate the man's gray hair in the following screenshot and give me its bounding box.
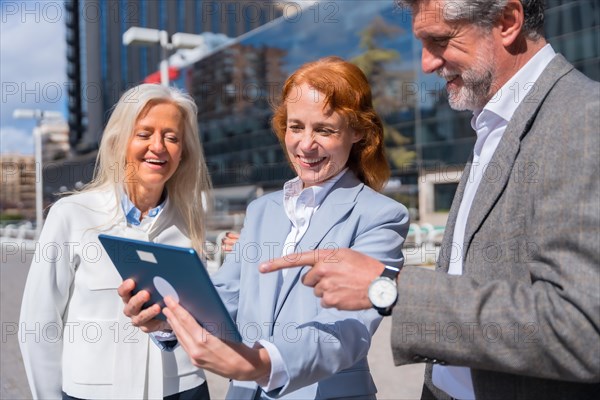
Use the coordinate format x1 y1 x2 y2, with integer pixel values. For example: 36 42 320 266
397 0 545 40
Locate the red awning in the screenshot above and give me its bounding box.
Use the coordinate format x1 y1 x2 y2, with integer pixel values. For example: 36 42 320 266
143 67 180 84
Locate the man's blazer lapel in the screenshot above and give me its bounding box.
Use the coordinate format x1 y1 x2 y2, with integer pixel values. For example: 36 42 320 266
462 55 574 267
438 159 472 272
273 172 363 321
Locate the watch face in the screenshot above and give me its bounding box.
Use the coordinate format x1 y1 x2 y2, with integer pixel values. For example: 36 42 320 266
368 278 397 308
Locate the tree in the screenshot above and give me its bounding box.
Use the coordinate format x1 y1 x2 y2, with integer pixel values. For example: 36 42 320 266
351 16 416 171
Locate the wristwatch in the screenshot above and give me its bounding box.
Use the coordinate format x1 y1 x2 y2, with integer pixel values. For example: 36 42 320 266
368 265 400 316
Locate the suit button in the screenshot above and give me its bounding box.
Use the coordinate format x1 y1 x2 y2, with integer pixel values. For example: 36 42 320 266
439 360 447 365
431 359 438 364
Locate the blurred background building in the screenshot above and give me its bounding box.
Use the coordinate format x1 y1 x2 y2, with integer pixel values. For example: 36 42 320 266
26 0 599 228
1 154 36 220
38 0 283 206
1 118 69 221
39 119 70 164
65 0 282 152
183 0 600 224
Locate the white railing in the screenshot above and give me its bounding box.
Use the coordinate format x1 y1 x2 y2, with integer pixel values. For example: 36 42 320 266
405 223 445 247
205 223 446 271
403 223 445 268
1 221 445 270
0 221 36 240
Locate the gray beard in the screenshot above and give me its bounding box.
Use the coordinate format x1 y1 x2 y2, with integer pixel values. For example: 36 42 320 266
446 68 494 111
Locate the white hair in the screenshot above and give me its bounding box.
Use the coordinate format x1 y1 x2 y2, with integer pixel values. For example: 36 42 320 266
79 84 212 253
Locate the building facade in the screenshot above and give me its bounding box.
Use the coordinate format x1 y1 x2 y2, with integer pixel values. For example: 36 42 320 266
39 119 71 164
50 0 285 205
185 0 599 223
59 0 599 224
1 119 69 220
65 0 283 153
0 154 36 220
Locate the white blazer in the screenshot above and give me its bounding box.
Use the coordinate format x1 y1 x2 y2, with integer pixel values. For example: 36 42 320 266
213 171 410 399
19 189 205 400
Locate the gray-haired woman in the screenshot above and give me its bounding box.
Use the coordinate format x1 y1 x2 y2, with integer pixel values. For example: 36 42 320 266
19 84 212 400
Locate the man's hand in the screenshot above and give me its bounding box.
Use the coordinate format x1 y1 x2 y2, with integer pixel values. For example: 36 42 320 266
163 297 271 382
117 279 170 333
259 248 385 310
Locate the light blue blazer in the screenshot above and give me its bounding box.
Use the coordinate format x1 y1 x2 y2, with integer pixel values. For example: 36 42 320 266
212 171 409 399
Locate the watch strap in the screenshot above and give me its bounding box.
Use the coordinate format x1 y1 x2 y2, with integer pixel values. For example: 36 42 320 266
381 265 400 280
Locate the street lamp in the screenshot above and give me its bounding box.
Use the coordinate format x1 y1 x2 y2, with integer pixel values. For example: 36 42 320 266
123 27 205 86
12 109 63 239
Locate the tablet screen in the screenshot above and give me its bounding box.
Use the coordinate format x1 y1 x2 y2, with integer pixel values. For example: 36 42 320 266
99 234 242 343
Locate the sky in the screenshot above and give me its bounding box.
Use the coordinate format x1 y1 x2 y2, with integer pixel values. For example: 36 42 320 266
0 0 307 156
0 0 67 155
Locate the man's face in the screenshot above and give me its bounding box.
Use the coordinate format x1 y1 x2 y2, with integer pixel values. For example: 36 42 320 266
412 0 499 111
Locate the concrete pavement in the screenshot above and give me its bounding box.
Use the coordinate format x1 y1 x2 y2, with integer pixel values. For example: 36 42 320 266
1 239 424 399
1 240 33 399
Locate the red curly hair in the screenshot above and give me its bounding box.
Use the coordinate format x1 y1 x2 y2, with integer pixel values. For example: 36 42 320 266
272 56 389 191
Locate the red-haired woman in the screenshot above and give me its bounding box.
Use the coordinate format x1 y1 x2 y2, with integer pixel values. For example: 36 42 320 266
120 57 410 399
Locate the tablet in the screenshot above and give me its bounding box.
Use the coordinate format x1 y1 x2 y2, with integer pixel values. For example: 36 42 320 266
98 234 242 343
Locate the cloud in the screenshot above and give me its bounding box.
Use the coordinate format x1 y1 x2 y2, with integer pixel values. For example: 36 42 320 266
0 1 66 154
0 2 66 84
0 126 34 155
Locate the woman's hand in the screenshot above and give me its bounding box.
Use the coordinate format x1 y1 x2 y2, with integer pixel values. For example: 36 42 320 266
117 279 171 332
221 231 240 252
163 296 271 382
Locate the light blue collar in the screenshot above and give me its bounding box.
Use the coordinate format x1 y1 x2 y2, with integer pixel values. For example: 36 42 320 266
120 189 167 226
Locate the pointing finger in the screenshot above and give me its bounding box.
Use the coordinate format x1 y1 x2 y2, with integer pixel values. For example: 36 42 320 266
259 249 334 273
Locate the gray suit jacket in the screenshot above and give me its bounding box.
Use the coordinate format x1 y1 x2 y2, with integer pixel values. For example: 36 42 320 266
391 54 600 399
212 171 409 399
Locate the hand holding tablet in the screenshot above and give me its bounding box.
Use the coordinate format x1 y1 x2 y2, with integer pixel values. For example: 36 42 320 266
99 234 242 342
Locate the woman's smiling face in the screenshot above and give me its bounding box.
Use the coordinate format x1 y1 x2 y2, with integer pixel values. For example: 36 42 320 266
284 83 362 187
125 102 184 193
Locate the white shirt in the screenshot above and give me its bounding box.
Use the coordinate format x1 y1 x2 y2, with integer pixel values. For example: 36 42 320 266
256 168 348 392
19 189 205 399
280 170 346 267
433 44 556 399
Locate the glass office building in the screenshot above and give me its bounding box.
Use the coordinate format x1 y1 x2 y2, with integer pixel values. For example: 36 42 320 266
185 0 599 221
49 0 283 202
545 0 599 81
65 0 282 152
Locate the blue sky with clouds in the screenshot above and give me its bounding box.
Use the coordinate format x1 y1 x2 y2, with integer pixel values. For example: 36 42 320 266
1 1 66 155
